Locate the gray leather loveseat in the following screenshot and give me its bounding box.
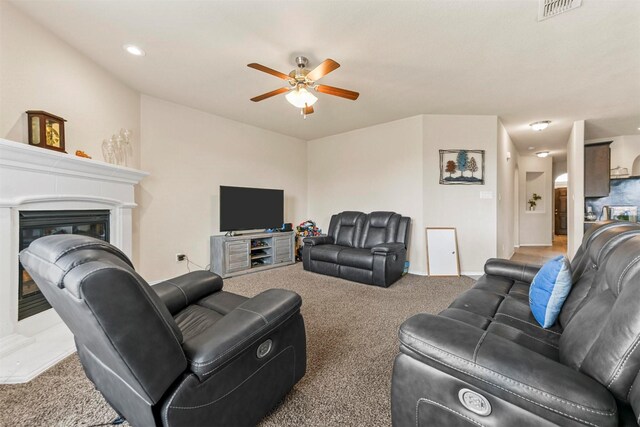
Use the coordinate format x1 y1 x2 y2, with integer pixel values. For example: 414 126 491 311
303 211 411 287
392 221 640 426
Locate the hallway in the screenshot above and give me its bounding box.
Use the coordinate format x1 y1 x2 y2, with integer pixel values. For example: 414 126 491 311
510 234 568 265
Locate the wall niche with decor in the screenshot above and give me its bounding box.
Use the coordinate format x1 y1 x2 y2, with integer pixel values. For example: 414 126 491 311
526 171 545 212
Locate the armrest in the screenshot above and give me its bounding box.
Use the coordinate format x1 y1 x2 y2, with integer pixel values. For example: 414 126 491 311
398 314 617 426
153 270 223 314
371 242 406 254
303 235 333 246
183 289 302 381
484 258 541 284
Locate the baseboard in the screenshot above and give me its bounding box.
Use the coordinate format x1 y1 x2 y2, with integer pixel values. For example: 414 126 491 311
152 268 464 282
461 271 484 278
408 269 428 276
518 243 553 247
415 271 483 278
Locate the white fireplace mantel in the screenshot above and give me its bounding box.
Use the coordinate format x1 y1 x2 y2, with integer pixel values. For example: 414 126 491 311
0 138 148 383
0 137 146 186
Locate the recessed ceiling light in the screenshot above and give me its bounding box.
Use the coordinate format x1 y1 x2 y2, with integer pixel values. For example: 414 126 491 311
123 44 145 56
528 146 535 150
530 121 551 131
536 151 550 158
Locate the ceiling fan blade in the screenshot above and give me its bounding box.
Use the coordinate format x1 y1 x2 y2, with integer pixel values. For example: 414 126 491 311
250 87 289 102
305 59 340 81
304 104 314 115
247 63 291 80
315 84 360 101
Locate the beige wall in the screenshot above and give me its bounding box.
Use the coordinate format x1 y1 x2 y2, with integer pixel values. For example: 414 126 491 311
423 115 498 275
307 114 499 276
497 121 518 258
518 155 553 246
307 116 425 273
567 120 585 258
553 161 567 186
138 96 307 281
1 3 521 277
0 2 140 168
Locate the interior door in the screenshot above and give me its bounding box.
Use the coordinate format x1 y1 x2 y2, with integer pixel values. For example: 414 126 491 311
555 188 568 235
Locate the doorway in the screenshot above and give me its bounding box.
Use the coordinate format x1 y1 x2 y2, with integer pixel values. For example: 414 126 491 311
510 172 568 264
552 172 568 256
513 166 519 248
554 187 567 235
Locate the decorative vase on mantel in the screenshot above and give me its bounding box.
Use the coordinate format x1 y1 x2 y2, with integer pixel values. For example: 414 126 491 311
101 138 116 164
101 128 132 166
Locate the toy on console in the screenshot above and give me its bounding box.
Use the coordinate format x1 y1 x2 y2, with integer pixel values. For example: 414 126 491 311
295 220 322 261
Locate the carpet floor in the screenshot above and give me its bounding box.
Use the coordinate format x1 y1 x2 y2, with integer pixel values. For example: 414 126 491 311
0 264 474 427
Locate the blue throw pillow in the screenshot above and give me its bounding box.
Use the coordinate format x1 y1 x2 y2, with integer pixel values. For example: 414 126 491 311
529 255 572 328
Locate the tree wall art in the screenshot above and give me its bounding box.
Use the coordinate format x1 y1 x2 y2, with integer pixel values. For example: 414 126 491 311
439 149 485 185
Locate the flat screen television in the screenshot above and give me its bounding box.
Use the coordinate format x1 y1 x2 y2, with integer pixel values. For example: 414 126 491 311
220 186 284 232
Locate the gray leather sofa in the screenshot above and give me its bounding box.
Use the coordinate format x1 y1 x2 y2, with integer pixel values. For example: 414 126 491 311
302 211 411 287
392 221 640 426
20 235 306 427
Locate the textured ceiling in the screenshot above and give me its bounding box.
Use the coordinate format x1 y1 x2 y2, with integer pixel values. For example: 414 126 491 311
11 0 640 157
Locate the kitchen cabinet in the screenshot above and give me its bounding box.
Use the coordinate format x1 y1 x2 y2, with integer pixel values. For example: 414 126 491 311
585 142 611 198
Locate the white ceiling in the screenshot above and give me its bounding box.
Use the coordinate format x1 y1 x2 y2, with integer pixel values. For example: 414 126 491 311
11 0 640 157
585 115 640 140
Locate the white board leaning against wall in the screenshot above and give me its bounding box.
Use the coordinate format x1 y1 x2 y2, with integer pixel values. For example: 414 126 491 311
426 227 460 277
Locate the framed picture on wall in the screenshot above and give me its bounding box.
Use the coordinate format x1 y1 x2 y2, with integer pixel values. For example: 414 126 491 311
439 149 485 185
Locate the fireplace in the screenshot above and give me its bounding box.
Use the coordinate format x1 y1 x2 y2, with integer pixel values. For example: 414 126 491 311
0 137 147 383
18 210 110 320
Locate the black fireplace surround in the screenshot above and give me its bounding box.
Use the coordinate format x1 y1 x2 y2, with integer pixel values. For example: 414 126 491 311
18 210 109 320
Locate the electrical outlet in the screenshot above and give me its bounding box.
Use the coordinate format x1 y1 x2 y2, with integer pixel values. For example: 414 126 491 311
176 253 186 262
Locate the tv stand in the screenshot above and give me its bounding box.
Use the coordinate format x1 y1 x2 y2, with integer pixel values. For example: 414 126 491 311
210 231 295 278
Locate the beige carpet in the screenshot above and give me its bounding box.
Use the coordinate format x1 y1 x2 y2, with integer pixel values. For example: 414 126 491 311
0 264 474 427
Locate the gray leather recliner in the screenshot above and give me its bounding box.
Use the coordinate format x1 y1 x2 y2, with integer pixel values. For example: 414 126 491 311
392 221 640 426
20 235 306 427
303 211 411 287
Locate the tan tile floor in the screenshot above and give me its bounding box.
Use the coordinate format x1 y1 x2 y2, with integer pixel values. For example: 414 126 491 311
510 234 568 265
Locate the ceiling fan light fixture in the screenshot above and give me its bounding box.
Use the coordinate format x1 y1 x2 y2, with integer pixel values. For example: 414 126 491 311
285 87 318 109
530 120 551 131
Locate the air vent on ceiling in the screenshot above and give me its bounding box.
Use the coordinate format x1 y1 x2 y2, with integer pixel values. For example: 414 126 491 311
538 0 582 21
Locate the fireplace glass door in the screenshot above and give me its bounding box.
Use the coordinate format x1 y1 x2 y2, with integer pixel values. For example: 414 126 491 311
19 210 110 320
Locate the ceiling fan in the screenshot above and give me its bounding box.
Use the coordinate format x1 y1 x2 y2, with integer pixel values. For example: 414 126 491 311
247 56 359 118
